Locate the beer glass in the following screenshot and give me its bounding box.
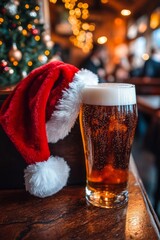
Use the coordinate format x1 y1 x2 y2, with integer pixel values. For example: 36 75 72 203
80 83 137 208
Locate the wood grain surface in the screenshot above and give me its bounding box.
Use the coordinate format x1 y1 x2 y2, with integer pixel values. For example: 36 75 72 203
0 165 160 240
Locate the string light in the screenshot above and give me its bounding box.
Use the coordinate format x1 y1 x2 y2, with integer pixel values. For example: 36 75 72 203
15 15 20 20
83 3 88 9
50 0 57 3
0 18 4 24
28 61 33 66
45 50 50 56
25 4 30 9
22 29 28 36
13 61 18 66
50 0 95 52
27 24 32 29
35 6 40 11
150 12 159 29
89 24 95 31
68 0 94 52
121 9 131 16
34 36 40 41
97 36 107 44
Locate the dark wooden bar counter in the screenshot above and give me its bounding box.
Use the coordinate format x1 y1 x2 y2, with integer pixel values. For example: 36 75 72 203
0 159 160 240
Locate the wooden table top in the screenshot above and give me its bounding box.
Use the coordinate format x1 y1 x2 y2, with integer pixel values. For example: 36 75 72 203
0 160 160 240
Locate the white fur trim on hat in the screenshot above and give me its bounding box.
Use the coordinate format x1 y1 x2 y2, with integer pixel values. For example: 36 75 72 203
24 156 70 198
46 69 98 143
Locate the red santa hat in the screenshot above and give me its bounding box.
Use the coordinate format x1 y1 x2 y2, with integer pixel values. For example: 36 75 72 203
0 61 98 198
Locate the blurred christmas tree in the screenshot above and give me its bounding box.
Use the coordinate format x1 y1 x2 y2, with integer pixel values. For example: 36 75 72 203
0 0 53 89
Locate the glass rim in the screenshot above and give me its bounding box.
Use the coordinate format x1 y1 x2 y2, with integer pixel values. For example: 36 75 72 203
84 83 135 89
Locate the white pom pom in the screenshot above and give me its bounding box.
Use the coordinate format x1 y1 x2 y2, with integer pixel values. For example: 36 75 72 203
24 156 70 198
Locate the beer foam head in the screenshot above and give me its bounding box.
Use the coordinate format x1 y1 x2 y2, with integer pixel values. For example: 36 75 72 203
82 83 136 106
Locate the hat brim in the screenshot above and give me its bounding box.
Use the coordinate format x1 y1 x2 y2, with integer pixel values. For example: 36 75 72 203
46 69 98 143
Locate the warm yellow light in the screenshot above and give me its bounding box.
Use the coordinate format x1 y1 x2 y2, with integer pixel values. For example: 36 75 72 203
28 61 33 66
86 32 93 38
15 15 20 19
82 14 88 20
45 50 50 56
68 3 74 10
0 18 4 24
73 29 79 35
13 61 18 66
25 4 29 9
101 0 108 3
65 3 70 9
83 3 88 9
78 2 83 8
34 36 40 41
0 40 3 45
69 36 75 42
97 36 107 44
65 0 94 52
27 24 32 29
142 53 149 61
50 0 57 3
35 6 40 11
75 8 81 17
82 23 89 30
82 9 88 15
69 9 75 15
150 13 159 29
22 29 27 36
89 24 95 31
121 9 131 16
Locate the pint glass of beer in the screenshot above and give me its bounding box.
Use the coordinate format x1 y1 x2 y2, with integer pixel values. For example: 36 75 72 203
80 83 137 208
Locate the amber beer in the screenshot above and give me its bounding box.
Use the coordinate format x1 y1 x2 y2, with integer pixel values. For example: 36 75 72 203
80 83 137 208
